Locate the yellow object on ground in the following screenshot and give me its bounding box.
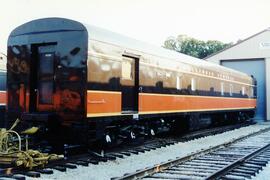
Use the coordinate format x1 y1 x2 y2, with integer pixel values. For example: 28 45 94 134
0 119 64 169
21 126 39 135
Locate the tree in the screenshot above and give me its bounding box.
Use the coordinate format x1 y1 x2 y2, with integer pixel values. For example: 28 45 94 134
163 35 232 59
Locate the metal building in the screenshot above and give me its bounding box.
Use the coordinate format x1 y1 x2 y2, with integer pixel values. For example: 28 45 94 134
205 28 270 121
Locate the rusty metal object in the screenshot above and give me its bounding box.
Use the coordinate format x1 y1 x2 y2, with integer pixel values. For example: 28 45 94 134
0 119 64 169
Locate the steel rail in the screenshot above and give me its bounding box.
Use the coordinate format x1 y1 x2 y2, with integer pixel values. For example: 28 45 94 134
206 141 270 179
0 122 256 179
113 127 270 180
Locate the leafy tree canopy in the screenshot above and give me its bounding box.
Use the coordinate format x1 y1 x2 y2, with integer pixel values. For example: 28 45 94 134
163 35 232 59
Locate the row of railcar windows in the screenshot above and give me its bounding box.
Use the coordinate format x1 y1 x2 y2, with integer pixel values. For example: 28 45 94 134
89 56 253 98
175 76 251 97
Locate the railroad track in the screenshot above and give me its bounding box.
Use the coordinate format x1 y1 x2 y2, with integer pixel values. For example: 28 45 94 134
0 122 254 179
114 126 270 180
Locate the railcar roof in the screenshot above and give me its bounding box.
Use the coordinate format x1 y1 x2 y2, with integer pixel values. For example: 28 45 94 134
9 17 250 78
85 24 250 78
9 18 86 37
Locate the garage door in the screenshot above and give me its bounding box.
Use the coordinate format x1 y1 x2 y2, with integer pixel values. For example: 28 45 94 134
221 59 266 121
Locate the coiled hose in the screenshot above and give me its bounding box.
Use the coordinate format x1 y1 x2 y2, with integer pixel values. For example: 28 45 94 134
0 119 63 169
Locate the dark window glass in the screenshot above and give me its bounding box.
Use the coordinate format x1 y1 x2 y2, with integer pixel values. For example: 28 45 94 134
39 53 54 74
39 81 53 104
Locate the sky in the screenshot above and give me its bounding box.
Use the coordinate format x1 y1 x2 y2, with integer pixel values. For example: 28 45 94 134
0 0 270 53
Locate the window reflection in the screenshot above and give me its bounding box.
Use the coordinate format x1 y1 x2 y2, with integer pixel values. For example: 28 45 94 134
39 53 54 74
39 81 53 104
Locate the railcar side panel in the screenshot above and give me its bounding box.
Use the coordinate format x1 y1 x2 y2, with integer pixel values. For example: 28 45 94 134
0 91 6 106
0 67 6 106
0 56 7 127
86 38 256 118
87 90 121 117
139 93 256 114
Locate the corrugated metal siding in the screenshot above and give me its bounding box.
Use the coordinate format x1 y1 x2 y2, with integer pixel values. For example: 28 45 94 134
221 59 266 120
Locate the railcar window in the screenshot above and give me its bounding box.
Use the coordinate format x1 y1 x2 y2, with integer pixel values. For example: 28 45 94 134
251 87 254 97
176 76 181 90
39 53 54 74
229 84 233 96
221 82 224 96
242 86 245 95
191 78 196 91
122 58 133 80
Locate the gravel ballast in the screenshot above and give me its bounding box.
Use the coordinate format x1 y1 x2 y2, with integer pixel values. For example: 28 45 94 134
34 122 270 180
252 162 270 180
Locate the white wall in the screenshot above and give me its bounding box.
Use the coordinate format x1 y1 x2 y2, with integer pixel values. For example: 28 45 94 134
266 58 270 120
206 30 270 63
206 29 270 121
0 53 6 71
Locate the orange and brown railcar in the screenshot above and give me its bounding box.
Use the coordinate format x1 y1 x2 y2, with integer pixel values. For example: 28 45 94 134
6 18 256 143
0 53 6 127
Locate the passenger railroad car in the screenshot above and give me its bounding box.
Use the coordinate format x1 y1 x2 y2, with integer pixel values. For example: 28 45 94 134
6 18 256 144
0 52 6 127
